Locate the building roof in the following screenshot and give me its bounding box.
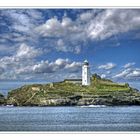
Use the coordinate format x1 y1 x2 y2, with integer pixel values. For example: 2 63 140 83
64 79 82 81
83 60 89 65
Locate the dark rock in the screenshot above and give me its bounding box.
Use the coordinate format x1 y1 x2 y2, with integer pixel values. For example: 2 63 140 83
0 93 6 105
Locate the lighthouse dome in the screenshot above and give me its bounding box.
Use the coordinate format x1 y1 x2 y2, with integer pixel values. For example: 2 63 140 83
83 60 89 65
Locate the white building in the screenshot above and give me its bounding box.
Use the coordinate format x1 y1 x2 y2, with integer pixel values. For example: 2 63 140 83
63 60 91 86
82 60 90 86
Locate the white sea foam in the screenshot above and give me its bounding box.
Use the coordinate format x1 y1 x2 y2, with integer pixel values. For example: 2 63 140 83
80 105 106 108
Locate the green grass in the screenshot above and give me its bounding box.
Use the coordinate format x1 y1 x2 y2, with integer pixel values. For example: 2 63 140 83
46 74 131 94
7 73 133 106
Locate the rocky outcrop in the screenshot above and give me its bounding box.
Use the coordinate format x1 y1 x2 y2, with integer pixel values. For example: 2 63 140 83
7 92 140 106
0 93 6 105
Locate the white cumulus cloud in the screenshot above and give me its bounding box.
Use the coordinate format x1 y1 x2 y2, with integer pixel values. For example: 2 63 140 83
32 58 81 74
16 43 41 59
87 9 140 41
98 63 116 70
113 68 140 80
123 62 135 68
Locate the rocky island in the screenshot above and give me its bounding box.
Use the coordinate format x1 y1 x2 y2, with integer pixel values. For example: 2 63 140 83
4 74 140 106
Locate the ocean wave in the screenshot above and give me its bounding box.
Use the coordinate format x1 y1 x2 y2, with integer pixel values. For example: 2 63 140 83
80 105 106 108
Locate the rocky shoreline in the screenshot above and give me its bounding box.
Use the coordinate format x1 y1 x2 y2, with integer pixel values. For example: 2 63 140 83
5 93 140 107
1 93 140 107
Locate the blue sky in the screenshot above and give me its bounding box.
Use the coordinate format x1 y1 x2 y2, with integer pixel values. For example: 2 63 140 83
0 9 140 90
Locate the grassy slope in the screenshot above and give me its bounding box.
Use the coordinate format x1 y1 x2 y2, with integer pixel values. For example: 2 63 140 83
7 74 139 106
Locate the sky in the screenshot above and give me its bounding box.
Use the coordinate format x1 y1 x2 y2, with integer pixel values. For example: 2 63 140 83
0 9 140 90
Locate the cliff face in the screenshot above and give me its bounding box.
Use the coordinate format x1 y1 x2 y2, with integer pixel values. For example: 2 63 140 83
0 93 6 105
7 74 140 106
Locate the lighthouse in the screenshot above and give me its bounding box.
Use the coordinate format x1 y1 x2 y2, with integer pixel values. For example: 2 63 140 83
82 60 90 86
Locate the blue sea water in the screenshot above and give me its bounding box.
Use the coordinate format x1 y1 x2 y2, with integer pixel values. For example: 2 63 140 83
0 106 140 131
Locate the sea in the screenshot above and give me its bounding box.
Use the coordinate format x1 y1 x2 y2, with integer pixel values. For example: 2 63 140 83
0 81 140 131
0 106 140 131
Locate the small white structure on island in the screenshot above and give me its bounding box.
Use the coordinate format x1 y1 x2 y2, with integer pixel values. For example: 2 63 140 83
82 60 90 86
64 60 91 86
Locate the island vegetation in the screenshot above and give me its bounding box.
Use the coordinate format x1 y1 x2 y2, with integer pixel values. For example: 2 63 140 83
3 74 140 106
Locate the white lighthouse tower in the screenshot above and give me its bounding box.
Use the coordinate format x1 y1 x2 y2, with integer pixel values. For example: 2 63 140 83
82 60 90 86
